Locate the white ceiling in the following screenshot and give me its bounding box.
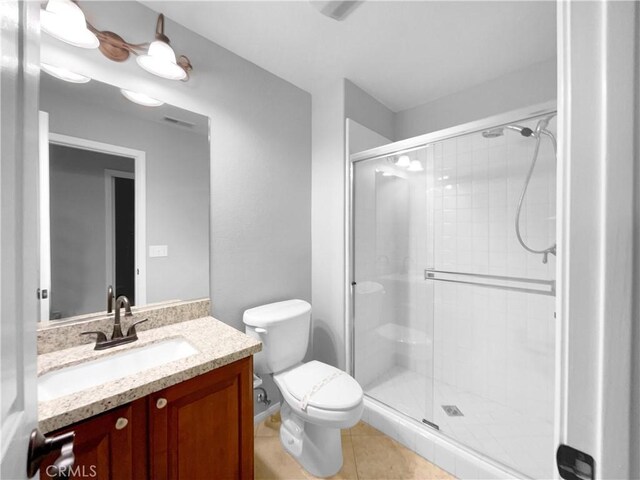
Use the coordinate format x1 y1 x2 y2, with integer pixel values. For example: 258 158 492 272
142 1 556 112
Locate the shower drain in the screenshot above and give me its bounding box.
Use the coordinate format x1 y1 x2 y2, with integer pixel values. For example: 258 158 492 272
441 405 464 417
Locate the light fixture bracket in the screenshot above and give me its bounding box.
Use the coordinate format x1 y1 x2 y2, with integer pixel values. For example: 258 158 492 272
154 14 170 44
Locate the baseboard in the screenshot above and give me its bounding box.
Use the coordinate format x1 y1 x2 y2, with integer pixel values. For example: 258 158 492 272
254 402 281 425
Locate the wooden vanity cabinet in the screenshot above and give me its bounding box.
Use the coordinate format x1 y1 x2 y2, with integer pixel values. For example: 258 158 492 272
149 356 254 480
40 356 254 480
40 400 148 479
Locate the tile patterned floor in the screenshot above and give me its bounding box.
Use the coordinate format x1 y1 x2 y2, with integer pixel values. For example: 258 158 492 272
254 413 455 480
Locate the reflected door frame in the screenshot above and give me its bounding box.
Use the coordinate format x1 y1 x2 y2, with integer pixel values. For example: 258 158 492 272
38 121 147 321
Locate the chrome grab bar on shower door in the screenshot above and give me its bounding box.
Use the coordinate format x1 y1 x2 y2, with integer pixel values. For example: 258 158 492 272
424 268 556 296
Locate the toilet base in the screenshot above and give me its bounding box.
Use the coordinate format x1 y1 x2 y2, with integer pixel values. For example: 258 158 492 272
279 402 343 478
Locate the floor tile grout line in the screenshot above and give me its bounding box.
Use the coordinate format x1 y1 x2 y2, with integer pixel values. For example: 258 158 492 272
350 435 361 480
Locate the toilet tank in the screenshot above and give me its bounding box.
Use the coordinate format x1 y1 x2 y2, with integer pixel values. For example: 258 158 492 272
243 299 311 374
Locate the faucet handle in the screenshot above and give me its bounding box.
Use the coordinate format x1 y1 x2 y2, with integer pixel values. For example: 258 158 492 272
126 319 148 338
80 331 108 345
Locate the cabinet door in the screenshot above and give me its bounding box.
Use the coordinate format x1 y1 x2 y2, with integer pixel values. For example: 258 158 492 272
40 400 147 480
149 357 253 480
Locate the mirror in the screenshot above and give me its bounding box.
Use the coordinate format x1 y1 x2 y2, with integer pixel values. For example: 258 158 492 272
39 74 210 322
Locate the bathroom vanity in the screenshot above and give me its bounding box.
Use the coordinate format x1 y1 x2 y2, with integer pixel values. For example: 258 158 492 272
40 358 252 479
36 303 261 480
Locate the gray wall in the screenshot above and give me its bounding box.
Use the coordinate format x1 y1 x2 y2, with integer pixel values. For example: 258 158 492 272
394 58 556 139
345 79 396 142
311 79 346 368
41 90 210 307
41 1 312 333
311 80 394 369
49 146 134 318
348 119 392 155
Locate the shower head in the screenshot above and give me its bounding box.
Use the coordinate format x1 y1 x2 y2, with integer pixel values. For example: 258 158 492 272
505 124 534 137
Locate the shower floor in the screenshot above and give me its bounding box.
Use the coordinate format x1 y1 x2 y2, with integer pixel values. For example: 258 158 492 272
365 365 554 479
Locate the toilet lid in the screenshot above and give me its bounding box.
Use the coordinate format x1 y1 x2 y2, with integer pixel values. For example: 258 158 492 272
278 361 363 411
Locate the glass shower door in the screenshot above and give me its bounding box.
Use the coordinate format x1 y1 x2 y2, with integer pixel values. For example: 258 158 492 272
352 112 557 479
352 146 436 427
424 117 557 479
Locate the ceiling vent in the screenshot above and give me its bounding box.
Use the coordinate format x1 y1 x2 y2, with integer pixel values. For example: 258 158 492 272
163 116 195 129
310 1 363 21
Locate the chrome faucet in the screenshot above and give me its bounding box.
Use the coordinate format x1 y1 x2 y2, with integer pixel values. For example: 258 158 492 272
81 295 147 350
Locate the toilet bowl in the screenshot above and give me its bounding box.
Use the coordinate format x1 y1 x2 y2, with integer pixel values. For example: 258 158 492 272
244 300 363 478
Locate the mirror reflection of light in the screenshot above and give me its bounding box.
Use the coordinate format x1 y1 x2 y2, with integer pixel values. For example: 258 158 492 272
395 155 411 168
120 89 164 107
41 63 91 84
407 160 424 172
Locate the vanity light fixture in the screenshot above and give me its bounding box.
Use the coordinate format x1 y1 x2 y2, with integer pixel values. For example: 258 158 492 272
40 1 193 81
407 160 424 172
41 0 99 49
41 63 91 83
137 14 188 81
395 155 411 168
120 89 164 107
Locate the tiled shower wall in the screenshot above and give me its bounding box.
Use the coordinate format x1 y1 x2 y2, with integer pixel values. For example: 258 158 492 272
429 118 556 420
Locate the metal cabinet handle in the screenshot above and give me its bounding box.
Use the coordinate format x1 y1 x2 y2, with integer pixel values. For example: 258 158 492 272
27 428 75 479
115 417 128 430
156 398 167 409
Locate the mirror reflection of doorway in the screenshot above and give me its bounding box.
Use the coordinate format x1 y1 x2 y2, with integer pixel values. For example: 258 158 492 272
105 171 136 305
48 144 138 319
114 177 135 304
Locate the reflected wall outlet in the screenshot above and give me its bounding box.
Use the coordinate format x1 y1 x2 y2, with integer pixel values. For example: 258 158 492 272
149 245 168 257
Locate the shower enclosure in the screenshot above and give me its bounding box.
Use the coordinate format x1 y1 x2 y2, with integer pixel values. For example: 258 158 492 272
349 106 557 479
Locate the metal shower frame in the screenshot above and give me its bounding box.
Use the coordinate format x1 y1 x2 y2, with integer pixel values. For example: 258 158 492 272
344 100 558 377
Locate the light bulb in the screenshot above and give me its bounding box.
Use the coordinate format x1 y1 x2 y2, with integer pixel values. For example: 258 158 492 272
41 0 99 49
407 160 424 172
395 155 411 168
41 63 90 83
137 40 186 81
120 89 164 107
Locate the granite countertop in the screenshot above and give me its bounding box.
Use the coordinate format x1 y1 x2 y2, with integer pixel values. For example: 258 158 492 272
38 316 261 433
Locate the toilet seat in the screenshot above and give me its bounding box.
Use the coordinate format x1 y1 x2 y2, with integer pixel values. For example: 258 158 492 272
274 361 364 428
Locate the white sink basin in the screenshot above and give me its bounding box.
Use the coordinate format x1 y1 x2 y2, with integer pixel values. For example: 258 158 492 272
38 337 199 402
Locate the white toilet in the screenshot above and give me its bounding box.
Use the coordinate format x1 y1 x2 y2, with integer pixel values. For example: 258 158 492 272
244 299 364 478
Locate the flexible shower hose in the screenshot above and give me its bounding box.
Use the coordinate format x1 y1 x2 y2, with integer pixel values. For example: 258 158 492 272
514 120 557 264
